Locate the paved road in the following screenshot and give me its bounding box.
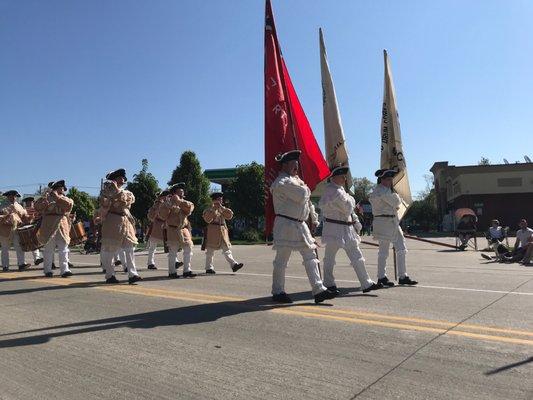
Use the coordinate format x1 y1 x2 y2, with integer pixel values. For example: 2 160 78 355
1 238 532 399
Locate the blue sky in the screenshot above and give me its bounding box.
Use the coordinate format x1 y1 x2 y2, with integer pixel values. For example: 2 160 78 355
1 0 531 197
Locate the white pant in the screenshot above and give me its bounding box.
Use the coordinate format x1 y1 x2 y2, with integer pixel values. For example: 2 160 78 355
205 245 237 271
31 249 42 263
43 233 70 274
272 247 327 295
323 241 374 290
377 235 407 279
1 234 25 268
147 239 179 266
102 244 139 279
169 243 192 274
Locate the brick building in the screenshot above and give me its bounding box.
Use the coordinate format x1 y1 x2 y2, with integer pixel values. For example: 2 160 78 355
430 161 533 231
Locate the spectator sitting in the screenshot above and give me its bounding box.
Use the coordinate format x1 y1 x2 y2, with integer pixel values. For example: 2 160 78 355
520 236 533 266
481 220 508 260
457 214 477 250
498 219 533 263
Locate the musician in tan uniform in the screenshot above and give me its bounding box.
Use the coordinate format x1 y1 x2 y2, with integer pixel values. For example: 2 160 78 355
158 183 195 278
0 190 30 271
202 192 243 274
146 190 181 270
97 169 142 284
22 197 44 266
34 181 74 277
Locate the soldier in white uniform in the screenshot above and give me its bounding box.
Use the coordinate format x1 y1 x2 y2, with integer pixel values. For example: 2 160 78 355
270 150 335 304
369 169 417 286
21 196 44 266
319 166 381 295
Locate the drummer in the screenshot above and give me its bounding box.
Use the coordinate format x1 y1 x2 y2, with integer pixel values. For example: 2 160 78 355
0 190 30 271
34 180 75 277
21 196 44 266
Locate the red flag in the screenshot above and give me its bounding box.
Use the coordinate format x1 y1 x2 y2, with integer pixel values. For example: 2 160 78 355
264 0 329 236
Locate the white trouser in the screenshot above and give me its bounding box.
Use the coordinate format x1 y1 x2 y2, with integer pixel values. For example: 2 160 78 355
1 234 25 267
43 233 70 274
272 247 327 295
323 241 374 290
205 244 237 271
31 249 42 262
377 235 407 279
148 239 179 266
169 243 192 273
103 244 139 279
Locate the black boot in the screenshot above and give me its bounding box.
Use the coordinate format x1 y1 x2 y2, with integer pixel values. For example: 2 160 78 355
18 263 31 271
398 276 418 285
231 263 244 272
61 271 73 278
175 261 184 268
362 282 382 293
272 292 293 303
168 273 179 279
205 269 216 275
377 276 395 287
128 275 142 284
326 286 340 296
314 289 336 304
105 276 119 284
51 263 57 270
35 258 44 266
183 271 197 278
147 264 157 270
44 272 53 278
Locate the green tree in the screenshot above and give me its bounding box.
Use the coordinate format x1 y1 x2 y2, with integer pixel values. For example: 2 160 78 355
478 157 491 166
126 159 160 227
226 162 265 229
168 151 210 227
404 185 438 231
352 177 375 203
68 187 96 222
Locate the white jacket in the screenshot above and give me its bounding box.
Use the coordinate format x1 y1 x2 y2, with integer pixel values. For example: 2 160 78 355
270 172 317 250
369 184 403 242
319 182 361 246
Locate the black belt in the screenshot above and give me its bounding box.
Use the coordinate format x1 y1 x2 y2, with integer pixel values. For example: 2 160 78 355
324 218 355 226
209 223 225 226
109 211 126 216
374 214 395 218
276 214 304 223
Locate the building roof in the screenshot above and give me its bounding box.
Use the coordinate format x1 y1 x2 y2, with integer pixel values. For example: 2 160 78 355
431 161 533 177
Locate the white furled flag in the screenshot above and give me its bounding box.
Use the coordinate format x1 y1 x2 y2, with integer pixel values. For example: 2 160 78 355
380 50 412 219
320 28 353 187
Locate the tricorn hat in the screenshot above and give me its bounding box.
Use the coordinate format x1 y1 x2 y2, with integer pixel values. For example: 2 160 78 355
210 192 224 200
168 182 186 193
106 168 127 182
3 190 21 197
330 165 349 178
374 168 399 179
275 150 301 163
158 190 170 197
50 180 67 191
22 196 35 203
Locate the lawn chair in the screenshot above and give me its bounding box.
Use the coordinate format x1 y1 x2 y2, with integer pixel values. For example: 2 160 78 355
454 208 478 251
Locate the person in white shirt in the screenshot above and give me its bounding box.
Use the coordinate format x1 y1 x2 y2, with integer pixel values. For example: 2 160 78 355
319 166 381 295
481 219 508 261
270 150 335 304
368 169 417 286
499 219 533 263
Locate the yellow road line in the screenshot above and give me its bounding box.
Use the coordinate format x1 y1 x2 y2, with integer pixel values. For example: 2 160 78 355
2 272 533 346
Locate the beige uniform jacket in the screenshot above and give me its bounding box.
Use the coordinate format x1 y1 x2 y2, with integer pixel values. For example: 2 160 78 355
147 200 166 242
158 195 194 246
368 184 403 242
34 194 74 245
100 189 138 248
0 203 27 240
202 205 233 250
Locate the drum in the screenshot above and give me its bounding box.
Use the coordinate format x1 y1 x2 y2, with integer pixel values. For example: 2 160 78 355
70 222 87 246
17 224 42 252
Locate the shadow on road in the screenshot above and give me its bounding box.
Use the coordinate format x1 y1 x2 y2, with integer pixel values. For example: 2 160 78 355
0 290 350 348
484 356 533 375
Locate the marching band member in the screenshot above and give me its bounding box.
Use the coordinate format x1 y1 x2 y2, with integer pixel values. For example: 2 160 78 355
369 169 418 286
202 192 243 274
97 169 142 284
34 181 74 277
319 166 381 295
21 196 44 266
146 190 179 270
158 183 195 278
270 150 334 304
0 190 30 271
